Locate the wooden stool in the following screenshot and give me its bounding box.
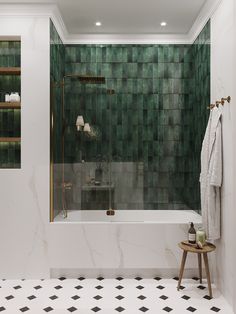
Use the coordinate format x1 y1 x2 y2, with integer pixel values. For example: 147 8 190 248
177 242 216 298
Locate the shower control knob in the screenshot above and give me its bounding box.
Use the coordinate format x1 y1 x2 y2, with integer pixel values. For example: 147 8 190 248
106 209 115 216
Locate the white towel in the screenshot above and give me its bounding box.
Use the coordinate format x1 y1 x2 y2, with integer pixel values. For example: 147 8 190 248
200 106 222 240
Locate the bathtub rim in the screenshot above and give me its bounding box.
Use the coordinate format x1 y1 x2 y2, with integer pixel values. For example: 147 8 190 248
52 209 202 224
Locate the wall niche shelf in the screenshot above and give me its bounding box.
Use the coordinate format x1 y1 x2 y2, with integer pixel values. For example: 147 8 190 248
0 137 21 143
0 102 21 109
0 40 21 168
0 67 21 75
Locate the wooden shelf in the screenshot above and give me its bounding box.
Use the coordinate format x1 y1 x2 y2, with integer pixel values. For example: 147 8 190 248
0 102 21 109
0 137 21 143
0 67 21 75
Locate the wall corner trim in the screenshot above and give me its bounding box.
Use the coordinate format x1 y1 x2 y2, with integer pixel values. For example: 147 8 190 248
188 0 223 43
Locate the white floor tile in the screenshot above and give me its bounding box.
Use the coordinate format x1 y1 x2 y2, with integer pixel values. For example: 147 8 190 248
0 277 233 313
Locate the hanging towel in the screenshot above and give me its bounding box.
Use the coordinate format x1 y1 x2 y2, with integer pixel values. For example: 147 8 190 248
200 106 222 240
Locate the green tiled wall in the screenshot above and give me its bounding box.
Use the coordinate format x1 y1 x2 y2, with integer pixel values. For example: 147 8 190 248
50 20 65 218
64 45 194 165
0 41 21 168
185 20 211 210
50 20 65 164
51 20 210 211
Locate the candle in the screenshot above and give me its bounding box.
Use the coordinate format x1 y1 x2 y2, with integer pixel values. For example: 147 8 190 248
196 229 206 245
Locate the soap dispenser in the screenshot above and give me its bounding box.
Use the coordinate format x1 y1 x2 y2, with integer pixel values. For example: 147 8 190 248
188 222 196 244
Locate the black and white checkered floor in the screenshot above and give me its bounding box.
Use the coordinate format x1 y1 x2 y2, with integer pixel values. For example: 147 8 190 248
0 277 233 313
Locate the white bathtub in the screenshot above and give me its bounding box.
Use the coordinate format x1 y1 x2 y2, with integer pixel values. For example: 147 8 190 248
54 209 201 223
49 210 204 278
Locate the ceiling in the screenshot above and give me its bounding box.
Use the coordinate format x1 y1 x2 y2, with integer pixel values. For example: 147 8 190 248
0 0 208 35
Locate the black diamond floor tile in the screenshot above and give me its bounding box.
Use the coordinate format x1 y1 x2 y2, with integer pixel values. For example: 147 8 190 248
139 307 149 312
59 276 66 281
204 295 213 300
136 285 144 290
192 277 199 281
154 276 162 281
67 307 77 312
197 285 206 290
116 295 124 300
27 295 36 300
182 295 191 300
91 307 101 312
97 276 104 281
78 277 85 281
156 285 165 290
49 295 58 300
116 285 124 290
137 295 146 300
211 307 221 312
94 295 102 300
187 307 197 312
54 285 63 290
13 285 22 290
0 307 5 312
20 307 30 312
74 285 83 290
179 285 185 290
159 295 168 300
173 277 179 281
44 307 54 312
5 295 14 300
71 295 80 300
95 285 103 290
34 285 42 290
115 307 125 312
116 277 123 281
163 307 173 312
135 276 143 281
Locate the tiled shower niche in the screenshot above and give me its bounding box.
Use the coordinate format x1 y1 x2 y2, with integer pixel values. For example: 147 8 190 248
50 20 210 216
0 40 21 168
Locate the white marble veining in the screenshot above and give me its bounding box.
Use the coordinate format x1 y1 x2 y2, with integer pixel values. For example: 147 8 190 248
49 211 202 278
211 0 236 312
0 16 50 279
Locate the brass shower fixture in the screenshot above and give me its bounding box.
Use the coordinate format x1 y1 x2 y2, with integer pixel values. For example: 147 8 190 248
64 74 106 84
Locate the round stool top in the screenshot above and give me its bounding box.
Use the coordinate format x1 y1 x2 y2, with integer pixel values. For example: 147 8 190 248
178 241 216 254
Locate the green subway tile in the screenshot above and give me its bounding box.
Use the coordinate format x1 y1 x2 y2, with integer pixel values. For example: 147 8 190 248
158 46 164 62
127 63 138 78
142 63 153 78
143 46 154 62
112 63 123 78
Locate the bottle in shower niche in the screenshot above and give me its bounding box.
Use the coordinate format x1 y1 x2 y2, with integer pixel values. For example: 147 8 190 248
188 222 196 244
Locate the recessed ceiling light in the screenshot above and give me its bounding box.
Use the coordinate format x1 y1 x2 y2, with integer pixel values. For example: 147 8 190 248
95 21 102 26
160 21 167 27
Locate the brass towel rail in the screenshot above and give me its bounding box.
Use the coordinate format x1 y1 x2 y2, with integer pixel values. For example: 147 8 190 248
207 96 231 109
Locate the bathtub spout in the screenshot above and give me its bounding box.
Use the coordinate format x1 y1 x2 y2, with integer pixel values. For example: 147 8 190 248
106 209 115 216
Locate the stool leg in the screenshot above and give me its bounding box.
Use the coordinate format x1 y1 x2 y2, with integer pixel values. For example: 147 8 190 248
177 251 187 290
203 252 213 298
198 253 202 284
